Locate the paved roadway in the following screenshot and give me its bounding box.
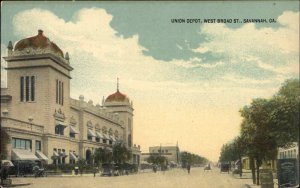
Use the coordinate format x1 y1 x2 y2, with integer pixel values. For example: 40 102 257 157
12 167 252 188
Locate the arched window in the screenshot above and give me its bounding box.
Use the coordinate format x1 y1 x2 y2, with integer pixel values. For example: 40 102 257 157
86 149 92 164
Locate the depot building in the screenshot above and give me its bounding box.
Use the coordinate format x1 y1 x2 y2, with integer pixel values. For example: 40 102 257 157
1 30 141 166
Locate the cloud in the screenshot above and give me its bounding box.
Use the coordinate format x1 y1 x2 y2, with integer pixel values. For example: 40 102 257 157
172 58 224 69
192 11 299 78
192 46 210 54
1 43 7 88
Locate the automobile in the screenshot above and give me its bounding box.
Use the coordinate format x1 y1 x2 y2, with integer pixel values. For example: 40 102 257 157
220 163 230 173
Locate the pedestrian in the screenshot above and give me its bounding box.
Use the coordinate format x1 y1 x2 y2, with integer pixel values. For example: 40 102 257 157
93 167 96 177
187 164 191 174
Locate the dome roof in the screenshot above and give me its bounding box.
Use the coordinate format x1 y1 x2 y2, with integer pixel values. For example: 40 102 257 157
14 30 64 58
105 90 130 103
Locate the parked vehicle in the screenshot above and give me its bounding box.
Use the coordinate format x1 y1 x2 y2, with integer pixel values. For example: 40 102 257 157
33 166 47 177
220 163 230 173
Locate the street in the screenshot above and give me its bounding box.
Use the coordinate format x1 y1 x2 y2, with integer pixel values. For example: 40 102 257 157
12 167 254 188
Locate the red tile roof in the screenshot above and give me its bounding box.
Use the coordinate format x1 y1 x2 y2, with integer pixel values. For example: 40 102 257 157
106 90 129 102
14 30 64 58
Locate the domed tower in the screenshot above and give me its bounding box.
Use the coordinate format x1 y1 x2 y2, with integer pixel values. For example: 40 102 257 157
3 30 73 158
103 78 133 148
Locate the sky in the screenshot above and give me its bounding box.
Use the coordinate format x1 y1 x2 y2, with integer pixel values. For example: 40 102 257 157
1 1 299 162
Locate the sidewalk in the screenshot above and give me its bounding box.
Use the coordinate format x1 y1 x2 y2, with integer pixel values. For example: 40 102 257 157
231 170 278 188
1 178 31 187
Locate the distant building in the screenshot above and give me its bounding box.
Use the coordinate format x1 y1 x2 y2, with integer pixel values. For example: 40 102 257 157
242 142 299 170
278 142 298 159
0 30 141 166
141 145 180 165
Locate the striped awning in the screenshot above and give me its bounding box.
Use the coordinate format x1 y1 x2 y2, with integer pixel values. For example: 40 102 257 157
88 129 96 137
70 126 79 134
102 134 109 139
12 149 39 161
96 132 104 138
109 135 116 142
69 152 78 161
53 150 59 158
35 150 48 161
56 121 67 127
1 160 14 167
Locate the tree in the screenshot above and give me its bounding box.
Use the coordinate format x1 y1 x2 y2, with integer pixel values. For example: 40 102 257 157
112 142 132 164
269 79 299 148
240 98 278 185
76 158 87 175
94 147 112 166
147 154 168 166
219 136 245 173
180 151 208 167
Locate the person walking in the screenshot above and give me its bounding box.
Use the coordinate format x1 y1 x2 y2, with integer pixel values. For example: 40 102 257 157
187 164 191 174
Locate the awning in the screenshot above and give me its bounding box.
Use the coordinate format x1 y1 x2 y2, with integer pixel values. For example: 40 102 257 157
69 152 78 161
53 150 59 158
115 137 122 142
109 135 116 142
58 151 68 158
96 132 104 138
56 121 67 128
70 126 79 134
12 149 39 161
102 134 109 139
35 150 48 161
1 160 14 167
88 129 96 137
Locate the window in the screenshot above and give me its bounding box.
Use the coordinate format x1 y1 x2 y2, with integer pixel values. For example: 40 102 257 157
35 141 41 151
20 76 35 102
56 80 58 103
55 125 64 135
20 77 24 101
87 134 93 141
12 138 32 150
96 137 100 142
128 134 132 147
128 118 131 132
31 76 35 101
70 133 75 138
56 79 64 105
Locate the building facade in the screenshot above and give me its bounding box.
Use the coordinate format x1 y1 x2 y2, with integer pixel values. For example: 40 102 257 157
141 145 180 165
1 30 141 165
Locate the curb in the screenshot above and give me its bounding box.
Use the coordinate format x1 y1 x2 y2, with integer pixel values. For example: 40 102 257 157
1 183 31 187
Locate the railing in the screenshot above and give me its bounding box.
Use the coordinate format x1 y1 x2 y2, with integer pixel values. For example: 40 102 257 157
1 117 44 134
70 98 122 126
